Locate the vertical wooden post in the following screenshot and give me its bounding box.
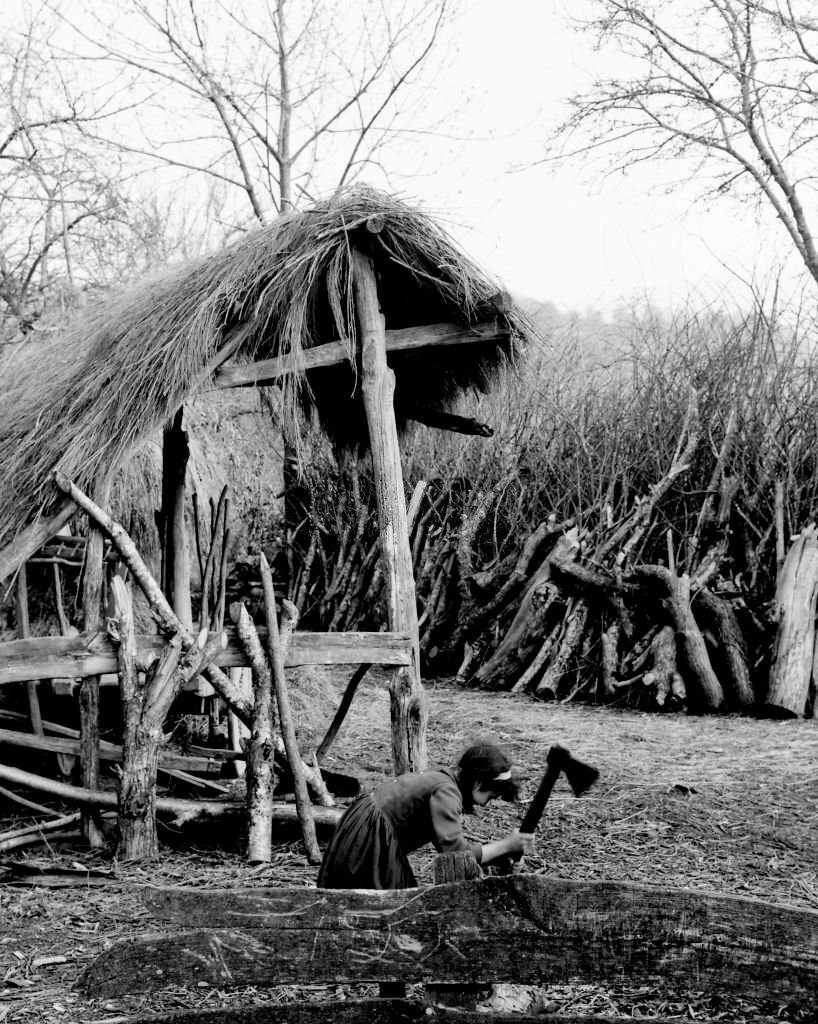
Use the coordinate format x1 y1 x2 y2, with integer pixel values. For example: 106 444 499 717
80 477 111 848
15 565 43 735
161 408 192 628
351 248 428 775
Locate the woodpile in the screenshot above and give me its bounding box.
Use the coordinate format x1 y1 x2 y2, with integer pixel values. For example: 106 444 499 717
268 390 816 719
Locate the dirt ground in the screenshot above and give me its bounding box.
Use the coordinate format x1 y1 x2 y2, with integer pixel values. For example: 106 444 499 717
1 678 817 1023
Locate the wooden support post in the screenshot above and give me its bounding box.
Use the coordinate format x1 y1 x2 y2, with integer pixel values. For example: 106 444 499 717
80 478 111 848
14 565 43 736
351 248 427 775
161 408 192 628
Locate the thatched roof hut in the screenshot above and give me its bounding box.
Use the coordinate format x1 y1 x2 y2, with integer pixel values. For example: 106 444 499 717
0 187 530 562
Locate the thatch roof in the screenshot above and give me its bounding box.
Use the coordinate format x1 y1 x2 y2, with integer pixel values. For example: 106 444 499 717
0 187 530 554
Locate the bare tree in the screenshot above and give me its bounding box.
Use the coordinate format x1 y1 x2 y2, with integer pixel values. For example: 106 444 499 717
556 1 818 287
64 0 456 222
0 4 221 340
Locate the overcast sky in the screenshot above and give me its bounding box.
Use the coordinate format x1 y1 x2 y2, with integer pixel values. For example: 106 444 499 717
412 0 808 315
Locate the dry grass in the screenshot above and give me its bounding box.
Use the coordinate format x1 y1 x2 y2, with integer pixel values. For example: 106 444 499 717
1 680 816 1023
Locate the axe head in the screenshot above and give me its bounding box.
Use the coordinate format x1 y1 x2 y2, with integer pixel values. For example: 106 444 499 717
546 744 599 797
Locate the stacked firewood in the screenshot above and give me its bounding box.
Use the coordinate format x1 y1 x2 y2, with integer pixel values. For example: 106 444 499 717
276 390 816 719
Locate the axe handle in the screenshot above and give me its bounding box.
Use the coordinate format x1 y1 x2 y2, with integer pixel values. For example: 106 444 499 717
519 761 561 835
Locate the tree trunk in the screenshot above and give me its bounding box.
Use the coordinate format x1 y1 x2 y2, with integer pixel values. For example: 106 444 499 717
766 523 818 718
235 602 277 863
352 247 427 774
118 738 162 862
80 476 111 848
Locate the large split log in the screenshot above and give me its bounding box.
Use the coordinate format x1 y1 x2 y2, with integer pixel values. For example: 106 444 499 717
766 523 818 718
631 567 724 711
80 875 818 1003
470 531 580 690
694 587 755 710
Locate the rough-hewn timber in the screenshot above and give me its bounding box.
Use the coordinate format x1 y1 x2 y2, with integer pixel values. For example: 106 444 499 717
81 876 818 1003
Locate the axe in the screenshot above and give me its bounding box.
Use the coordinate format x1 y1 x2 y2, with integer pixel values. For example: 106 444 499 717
495 744 599 872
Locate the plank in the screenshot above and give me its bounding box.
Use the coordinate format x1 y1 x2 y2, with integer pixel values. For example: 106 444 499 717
212 321 507 389
84 997 690 1024
0 629 413 685
80 876 818 1002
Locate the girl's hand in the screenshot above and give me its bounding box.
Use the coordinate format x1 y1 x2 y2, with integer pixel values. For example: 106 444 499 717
507 830 535 857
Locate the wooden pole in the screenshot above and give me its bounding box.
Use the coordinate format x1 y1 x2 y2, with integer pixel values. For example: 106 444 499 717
259 555 321 864
80 477 111 848
351 248 427 774
161 408 193 628
14 565 43 736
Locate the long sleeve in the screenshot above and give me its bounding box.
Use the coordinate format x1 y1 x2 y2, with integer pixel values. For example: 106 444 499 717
428 782 483 862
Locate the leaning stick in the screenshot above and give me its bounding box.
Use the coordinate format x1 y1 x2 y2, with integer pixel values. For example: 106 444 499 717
259 555 320 864
52 472 237 702
0 813 82 853
316 663 372 762
0 782 58 817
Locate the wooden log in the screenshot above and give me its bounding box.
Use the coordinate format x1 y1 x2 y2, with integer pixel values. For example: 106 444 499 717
599 622 619 699
212 322 510 389
694 588 755 710
631 566 724 711
0 726 229 774
0 812 81 853
14 566 43 735
80 477 110 849
80 876 818 1003
0 498 76 583
404 409 493 436
0 629 413 686
259 560 320 864
352 248 427 775
234 603 277 864
471 531 580 690
0 761 341 827
112 576 169 861
766 524 818 718
642 625 686 710
535 599 589 700
161 408 193 629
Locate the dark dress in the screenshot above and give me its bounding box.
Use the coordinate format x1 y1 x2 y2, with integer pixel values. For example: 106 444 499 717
317 768 483 889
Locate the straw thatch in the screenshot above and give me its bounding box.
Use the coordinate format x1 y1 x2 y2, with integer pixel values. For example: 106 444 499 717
0 187 529 555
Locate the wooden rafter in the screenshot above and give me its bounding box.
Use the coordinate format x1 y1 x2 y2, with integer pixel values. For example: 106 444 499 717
211 320 508 390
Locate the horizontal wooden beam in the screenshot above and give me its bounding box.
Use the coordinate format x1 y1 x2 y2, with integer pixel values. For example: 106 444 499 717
81 875 818 1001
0 727 226 774
212 321 508 390
0 629 413 686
